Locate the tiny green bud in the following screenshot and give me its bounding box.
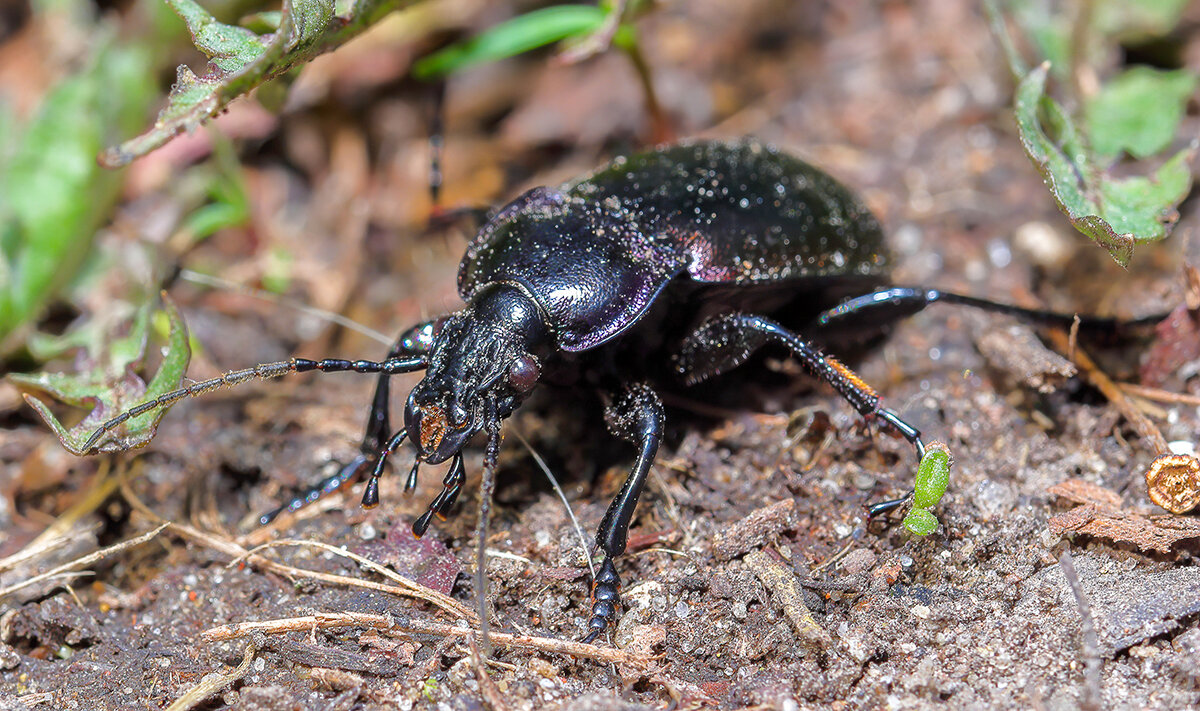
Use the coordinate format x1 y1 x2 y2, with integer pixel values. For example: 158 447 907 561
913 441 952 509
903 507 940 536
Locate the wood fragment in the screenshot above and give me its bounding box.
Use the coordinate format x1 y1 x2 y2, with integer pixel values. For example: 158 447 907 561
713 500 797 561
744 550 830 648
199 612 649 665
164 641 256 711
1048 479 1200 553
1059 551 1102 711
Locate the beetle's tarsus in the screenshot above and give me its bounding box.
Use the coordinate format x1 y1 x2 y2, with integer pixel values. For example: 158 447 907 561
258 453 369 526
582 556 621 643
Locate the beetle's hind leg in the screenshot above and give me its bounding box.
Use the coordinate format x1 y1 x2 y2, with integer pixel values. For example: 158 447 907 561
676 313 925 513
582 382 664 644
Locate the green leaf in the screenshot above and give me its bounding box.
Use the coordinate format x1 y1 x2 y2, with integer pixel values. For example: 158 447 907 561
8 300 192 455
1094 0 1190 42
1013 63 1195 266
0 30 156 350
413 5 607 79
101 0 410 167
1085 67 1197 160
902 508 940 536
913 442 952 509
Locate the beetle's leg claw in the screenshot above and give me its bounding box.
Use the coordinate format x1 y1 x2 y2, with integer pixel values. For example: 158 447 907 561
581 557 621 644
258 453 370 526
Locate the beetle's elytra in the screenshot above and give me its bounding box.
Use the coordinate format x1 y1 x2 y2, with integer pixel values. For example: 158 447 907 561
80 139 1114 642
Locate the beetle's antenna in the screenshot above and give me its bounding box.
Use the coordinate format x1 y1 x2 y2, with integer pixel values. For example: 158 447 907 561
475 397 502 657
82 355 428 454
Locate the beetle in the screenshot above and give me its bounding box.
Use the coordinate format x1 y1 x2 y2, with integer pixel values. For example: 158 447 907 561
79 139 1128 642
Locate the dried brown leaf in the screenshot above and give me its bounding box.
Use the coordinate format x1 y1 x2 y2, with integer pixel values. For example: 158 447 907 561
1048 478 1200 553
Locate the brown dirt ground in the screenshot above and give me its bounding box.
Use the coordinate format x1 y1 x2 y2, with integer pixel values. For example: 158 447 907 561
3 1 1200 709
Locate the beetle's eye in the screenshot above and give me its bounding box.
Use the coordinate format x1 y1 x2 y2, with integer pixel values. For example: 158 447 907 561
507 354 540 393
448 402 470 428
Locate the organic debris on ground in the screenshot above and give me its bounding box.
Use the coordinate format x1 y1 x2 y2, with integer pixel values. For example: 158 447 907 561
3 1 1200 709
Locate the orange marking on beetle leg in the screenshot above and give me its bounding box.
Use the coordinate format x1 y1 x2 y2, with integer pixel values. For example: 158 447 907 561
825 356 878 400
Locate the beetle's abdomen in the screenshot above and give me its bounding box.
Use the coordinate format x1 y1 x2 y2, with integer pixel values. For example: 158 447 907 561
568 140 890 284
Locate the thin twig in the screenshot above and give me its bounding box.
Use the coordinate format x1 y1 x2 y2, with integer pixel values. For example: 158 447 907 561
118 478 477 623
1059 551 1102 710
163 640 257 711
1116 383 1200 407
469 635 508 711
511 428 594 578
199 611 649 665
238 539 475 621
1044 330 1170 454
0 524 168 600
0 459 116 574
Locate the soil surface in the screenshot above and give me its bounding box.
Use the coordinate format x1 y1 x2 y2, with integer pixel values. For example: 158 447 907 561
3 1 1200 709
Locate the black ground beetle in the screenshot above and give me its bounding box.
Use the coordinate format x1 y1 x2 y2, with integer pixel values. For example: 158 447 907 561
81 140 1140 643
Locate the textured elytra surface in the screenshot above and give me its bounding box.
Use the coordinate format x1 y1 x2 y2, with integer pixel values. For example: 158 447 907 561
461 141 889 351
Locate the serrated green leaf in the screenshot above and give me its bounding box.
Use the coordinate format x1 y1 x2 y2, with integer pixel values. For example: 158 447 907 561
413 5 607 80
8 300 192 455
913 442 951 510
1085 67 1197 160
1014 64 1195 266
903 508 940 536
171 0 270 72
101 0 407 167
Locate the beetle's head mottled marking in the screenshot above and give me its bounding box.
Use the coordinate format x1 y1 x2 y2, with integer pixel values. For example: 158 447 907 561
405 285 549 463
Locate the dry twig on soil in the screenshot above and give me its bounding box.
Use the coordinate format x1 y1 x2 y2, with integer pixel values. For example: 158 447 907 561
164 641 257 711
118 477 477 623
0 524 168 600
200 611 650 664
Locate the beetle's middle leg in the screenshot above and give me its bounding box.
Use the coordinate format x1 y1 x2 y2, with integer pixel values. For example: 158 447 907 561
583 382 664 644
675 313 926 513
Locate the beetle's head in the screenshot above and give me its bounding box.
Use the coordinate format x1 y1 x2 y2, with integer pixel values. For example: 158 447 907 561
405 285 548 463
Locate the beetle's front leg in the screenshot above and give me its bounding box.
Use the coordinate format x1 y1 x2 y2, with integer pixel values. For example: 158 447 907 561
258 319 441 525
583 382 664 644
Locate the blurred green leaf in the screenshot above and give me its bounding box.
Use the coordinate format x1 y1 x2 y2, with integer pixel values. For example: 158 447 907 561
413 4 607 79
902 508 940 536
9 299 192 455
1014 64 1194 267
1085 67 1197 160
1094 0 1189 42
0 28 156 351
101 0 415 167
179 132 250 242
